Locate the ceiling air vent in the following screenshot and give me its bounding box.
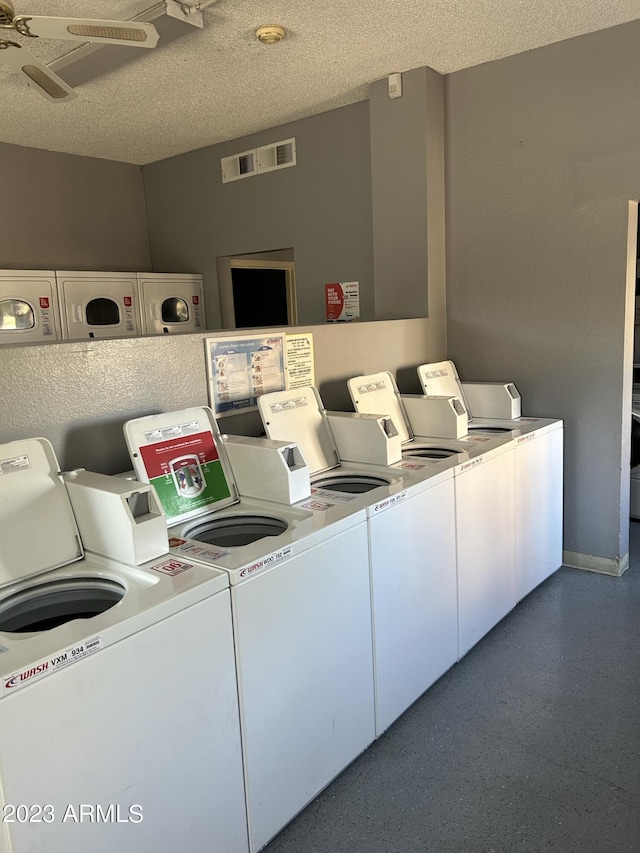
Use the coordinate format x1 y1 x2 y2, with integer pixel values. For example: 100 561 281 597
221 149 257 183
256 138 296 173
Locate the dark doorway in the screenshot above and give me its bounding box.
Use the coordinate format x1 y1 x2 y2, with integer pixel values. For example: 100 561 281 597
231 267 290 328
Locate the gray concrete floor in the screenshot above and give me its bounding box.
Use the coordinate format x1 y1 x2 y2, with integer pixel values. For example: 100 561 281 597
263 527 640 853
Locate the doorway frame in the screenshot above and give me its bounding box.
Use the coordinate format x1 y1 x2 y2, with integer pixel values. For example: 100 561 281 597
216 257 298 329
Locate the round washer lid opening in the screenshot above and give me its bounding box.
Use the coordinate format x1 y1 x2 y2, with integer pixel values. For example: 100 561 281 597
313 473 390 494
185 514 288 547
402 447 458 458
468 426 513 433
0 577 125 634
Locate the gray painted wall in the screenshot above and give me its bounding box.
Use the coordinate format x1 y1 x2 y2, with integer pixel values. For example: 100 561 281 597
445 21 640 572
0 143 151 271
0 107 445 489
143 102 375 328
370 67 445 322
5 22 634 574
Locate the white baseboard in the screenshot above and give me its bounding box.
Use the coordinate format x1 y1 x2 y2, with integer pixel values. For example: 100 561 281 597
562 550 629 577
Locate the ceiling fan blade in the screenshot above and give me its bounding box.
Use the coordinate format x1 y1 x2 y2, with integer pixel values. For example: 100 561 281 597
15 16 160 48
0 39 77 101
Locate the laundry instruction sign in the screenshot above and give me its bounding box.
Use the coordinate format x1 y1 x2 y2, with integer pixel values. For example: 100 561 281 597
206 334 286 416
139 430 231 520
325 281 359 322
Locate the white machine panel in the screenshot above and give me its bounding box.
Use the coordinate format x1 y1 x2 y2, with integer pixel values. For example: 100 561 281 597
257 386 340 474
222 434 310 504
401 394 468 439
0 592 248 853
137 272 205 335
0 269 62 344
347 372 413 442
124 406 239 525
455 444 517 657
57 271 141 340
417 360 522 420
417 359 465 401
326 411 402 465
233 521 373 852
0 438 82 586
365 473 458 734
462 380 521 420
63 469 168 566
514 426 564 599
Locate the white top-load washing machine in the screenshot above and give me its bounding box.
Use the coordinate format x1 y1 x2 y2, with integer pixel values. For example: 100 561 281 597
56 270 141 340
255 385 459 738
347 372 518 659
137 272 206 335
0 269 62 344
0 438 248 853
123 407 374 853
417 360 564 601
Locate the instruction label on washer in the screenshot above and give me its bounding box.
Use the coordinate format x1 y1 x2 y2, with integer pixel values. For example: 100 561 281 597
0 455 31 476
2 635 104 696
310 487 359 504
269 397 309 413
421 368 450 380
356 380 388 395
168 538 229 563
391 460 432 472
299 499 335 511
150 557 194 576
139 429 231 521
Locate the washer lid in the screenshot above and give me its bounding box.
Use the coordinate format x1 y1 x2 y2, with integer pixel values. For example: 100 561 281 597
257 386 340 476
0 438 83 589
417 360 472 416
347 372 413 444
123 407 239 526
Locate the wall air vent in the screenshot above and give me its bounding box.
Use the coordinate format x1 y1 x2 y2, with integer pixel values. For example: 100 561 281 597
221 149 257 183
221 138 296 184
256 138 296 173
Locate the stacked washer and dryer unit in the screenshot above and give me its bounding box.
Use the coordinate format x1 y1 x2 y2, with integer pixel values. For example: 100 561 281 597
122 407 375 853
0 269 205 344
0 438 248 853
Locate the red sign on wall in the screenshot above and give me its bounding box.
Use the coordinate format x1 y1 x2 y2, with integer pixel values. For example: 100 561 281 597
324 281 359 322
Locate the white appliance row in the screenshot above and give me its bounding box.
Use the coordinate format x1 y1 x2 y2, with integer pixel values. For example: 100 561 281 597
0 410 379 853
414 360 564 603
0 269 205 343
0 364 563 853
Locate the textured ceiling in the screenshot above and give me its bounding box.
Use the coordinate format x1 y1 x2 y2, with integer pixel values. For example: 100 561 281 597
1 0 639 165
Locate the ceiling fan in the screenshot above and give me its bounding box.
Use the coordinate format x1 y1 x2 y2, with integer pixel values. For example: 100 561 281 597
0 1 159 102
